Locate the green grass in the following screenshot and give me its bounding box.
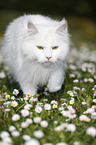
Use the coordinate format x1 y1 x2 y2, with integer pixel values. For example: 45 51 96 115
0 44 96 145
0 11 96 145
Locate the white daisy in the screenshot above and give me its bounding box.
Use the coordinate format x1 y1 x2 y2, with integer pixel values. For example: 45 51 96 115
82 102 87 105
33 117 41 123
21 109 30 117
51 100 58 104
24 139 40 145
66 124 76 132
26 93 31 98
86 127 96 137
29 97 38 102
70 74 75 78
22 135 31 141
10 96 15 101
88 78 94 83
53 104 58 109
79 115 86 121
61 110 71 118
73 141 80 145
54 121 58 124
93 99 96 103
69 99 74 104
5 95 10 100
12 114 20 121
69 108 75 113
44 104 51 110
92 105 96 109
0 71 6 78
24 96 29 101
87 108 95 113
40 120 48 128
26 118 33 124
21 122 29 128
36 102 43 107
0 131 10 139
73 79 79 83
91 112 96 119
13 89 19 95
58 107 64 111
33 130 44 138
24 105 30 110
60 123 68 129
79 115 89 121
9 126 16 132
35 106 42 113
69 114 76 119
11 101 18 107
54 126 63 131
4 108 11 112
11 131 20 137
2 136 12 144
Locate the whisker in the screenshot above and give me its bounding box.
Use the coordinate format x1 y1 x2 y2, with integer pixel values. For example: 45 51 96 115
58 60 75 74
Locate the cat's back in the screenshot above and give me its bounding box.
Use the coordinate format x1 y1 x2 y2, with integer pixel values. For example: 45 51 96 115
7 14 58 30
20 14 57 25
4 14 58 41
23 14 57 25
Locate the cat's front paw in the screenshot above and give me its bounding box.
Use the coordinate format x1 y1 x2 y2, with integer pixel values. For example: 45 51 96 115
47 84 62 92
24 91 36 96
23 88 37 96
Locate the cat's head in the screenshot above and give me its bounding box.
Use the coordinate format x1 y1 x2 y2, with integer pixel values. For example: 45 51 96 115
22 18 70 64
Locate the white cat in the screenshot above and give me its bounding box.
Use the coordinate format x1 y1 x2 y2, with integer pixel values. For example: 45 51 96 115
2 14 70 95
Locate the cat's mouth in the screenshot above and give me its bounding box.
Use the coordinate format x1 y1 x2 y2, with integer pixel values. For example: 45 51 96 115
37 58 58 66
39 60 54 67
43 62 53 67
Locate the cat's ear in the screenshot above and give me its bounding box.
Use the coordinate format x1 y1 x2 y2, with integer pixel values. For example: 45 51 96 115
27 21 38 34
56 19 68 34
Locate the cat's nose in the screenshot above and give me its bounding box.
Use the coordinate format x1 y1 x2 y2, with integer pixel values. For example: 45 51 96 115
46 57 51 60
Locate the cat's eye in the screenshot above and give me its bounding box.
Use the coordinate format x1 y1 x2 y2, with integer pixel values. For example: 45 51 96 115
52 46 58 49
37 46 43 49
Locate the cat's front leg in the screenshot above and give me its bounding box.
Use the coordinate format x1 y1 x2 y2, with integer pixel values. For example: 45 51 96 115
47 69 64 93
20 81 37 96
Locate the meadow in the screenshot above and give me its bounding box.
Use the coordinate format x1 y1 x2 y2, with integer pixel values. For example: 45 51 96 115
0 12 96 145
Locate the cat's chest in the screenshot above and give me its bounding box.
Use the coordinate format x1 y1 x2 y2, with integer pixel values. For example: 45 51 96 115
24 62 54 85
36 66 51 85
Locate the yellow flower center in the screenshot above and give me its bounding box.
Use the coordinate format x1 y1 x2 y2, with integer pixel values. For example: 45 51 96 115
81 117 85 120
70 94 73 96
32 99 35 101
60 108 63 110
25 98 28 100
15 117 18 120
13 103 16 106
90 131 94 134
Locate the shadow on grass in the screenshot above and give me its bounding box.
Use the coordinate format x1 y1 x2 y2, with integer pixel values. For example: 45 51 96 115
3 69 71 101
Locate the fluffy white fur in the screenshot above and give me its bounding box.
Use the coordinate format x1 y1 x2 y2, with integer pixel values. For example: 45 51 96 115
2 14 70 95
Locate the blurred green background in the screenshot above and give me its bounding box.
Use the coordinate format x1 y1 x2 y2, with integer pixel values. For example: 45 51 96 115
0 0 96 47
